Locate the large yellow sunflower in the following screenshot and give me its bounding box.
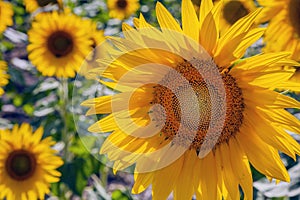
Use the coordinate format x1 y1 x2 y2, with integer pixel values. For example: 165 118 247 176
82 0 300 199
0 61 9 96
0 0 13 34
107 0 139 20
24 0 63 13
258 0 300 85
27 10 94 78
0 123 63 200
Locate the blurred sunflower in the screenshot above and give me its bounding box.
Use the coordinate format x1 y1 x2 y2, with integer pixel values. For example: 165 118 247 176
0 123 63 200
218 0 258 34
107 0 139 20
24 0 63 13
82 0 300 199
79 20 105 76
259 0 300 86
27 10 93 78
0 61 9 96
193 1 266 35
0 0 13 34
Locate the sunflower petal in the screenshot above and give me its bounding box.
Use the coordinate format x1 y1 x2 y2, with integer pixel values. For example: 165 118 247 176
182 0 199 41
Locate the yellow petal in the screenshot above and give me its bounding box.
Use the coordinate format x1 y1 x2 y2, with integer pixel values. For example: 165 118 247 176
156 2 182 32
132 172 153 194
200 11 217 55
229 138 253 200
199 0 213 27
237 127 290 182
199 151 218 200
217 144 240 200
182 0 199 41
152 154 184 200
174 150 197 200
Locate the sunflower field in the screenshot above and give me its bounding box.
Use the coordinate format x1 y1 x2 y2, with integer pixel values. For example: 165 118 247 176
0 0 300 200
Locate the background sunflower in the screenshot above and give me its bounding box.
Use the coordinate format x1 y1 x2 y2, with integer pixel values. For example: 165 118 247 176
217 0 260 35
78 19 105 76
107 0 140 20
258 0 300 86
0 0 13 34
24 0 63 13
0 61 9 96
0 123 63 200
27 10 94 78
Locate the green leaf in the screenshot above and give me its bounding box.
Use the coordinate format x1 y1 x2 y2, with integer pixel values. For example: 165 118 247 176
13 95 23 107
60 154 101 195
112 190 131 200
23 104 34 116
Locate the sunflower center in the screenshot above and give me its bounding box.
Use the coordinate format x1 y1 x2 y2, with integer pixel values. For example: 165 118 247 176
6 150 37 181
47 31 73 57
37 0 58 7
289 0 300 37
151 59 244 151
116 0 128 9
223 1 249 25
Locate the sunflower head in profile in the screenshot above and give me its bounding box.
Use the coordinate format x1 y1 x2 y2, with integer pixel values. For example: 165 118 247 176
27 10 94 78
24 0 63 13
0 0 14 34
258 0 300 87
0 123 63 200
217 0 260 34
107 0 139 20
0 61 9 96
82 0 300 199
78 20 105 77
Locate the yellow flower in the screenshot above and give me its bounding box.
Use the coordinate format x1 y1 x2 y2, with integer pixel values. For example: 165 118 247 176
107 0 139 20
0 61 9 96
258 0 300 86
24 0 63 13
0 0 13 34
82 0 300 199
78 20 105 76
218 0 258 34
27 10 94 78
0 123 63 200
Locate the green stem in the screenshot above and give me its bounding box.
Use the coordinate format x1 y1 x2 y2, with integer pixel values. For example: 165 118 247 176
100 166 109 188
60 78 69 161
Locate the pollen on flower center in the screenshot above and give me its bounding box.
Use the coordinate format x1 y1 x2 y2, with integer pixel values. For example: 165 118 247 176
288 0 300 37
151 59 244 151
116 0 128 9
223 1 249 25
47 31 73 58
37 0 58 7
5 150 37 181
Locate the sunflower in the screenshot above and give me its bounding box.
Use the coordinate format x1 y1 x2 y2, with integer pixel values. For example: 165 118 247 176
0 61 9 96
82 0 300 199
0 123 63 200
258 0 300 86
24 0 63 13
0 0 13 34
27 10 94 78
78 20 105 77
218 0 260 35
107 0 139 20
